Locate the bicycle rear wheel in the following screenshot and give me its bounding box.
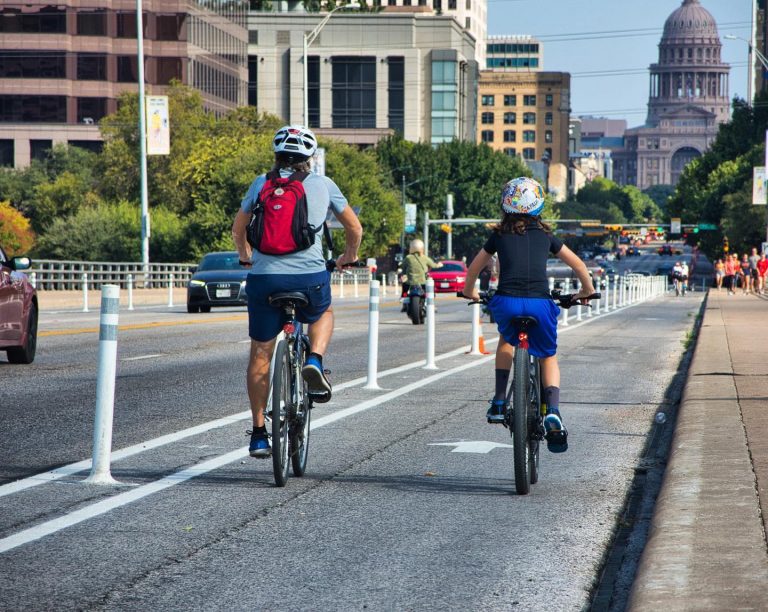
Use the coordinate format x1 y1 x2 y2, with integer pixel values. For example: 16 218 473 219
528 358 542 485
512 347 531 495
291 338 311 477
271 339 291 487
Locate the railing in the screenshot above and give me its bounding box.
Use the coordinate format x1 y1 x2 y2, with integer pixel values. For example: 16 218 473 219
29 260 195 290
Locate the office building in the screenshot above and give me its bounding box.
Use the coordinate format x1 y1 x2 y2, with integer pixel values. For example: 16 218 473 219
485 35 542 71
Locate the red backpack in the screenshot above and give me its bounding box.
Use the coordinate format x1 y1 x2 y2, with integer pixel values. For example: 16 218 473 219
246 170 321 255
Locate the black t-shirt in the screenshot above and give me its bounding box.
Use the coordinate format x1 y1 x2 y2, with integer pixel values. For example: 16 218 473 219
483 226 563 298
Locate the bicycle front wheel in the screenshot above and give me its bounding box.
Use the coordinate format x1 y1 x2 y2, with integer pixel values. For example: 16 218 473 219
291 338 311 477
512 347 531 495
271 339 291 487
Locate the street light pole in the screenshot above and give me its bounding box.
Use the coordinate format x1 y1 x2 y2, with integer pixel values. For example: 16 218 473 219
136 0 150 280
303 3 360 127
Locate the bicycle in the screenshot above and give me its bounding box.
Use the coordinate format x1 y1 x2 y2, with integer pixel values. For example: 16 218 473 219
459 288 600 495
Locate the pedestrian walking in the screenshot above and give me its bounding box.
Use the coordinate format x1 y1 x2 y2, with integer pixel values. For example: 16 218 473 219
748 247 760 294
724 254 736 294
714 258 724 290
758 252 768 294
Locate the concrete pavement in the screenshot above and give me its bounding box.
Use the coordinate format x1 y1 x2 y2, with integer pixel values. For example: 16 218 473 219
629 290 768 610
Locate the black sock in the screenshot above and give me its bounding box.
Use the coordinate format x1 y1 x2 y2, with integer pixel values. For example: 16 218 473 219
544 386 560 414
252 425 266 434
495 369 510 400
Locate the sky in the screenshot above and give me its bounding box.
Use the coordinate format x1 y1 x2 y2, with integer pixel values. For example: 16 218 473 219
486 0 754 128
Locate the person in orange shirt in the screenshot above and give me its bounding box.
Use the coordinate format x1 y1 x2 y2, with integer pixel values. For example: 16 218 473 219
723 254 737 294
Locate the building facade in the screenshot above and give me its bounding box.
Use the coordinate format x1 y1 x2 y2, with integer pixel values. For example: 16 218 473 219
0 1 248 168
477 69 571 198
613 0 730 189
248 12 478 146
485 35 542 71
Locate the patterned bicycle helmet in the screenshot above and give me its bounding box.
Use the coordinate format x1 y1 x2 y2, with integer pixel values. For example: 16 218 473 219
500 177 546 216
272 125 318 158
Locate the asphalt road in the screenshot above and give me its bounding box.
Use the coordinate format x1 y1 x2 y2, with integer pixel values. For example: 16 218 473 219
0 247 702 610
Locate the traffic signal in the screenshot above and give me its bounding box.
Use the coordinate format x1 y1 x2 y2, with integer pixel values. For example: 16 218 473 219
440 223 452 233
605 225 623 232
723 236 729 253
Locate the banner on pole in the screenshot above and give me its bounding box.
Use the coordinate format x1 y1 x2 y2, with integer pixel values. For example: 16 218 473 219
753 167 767 205
404 203 417 233
146 96 170 155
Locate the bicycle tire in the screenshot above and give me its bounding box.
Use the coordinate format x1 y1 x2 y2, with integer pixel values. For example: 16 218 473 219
271 339 291 487
512 347 531 495
290 339 311 477
529 359 542 485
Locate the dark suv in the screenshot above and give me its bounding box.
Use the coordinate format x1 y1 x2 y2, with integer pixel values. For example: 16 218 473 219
0 245 38 364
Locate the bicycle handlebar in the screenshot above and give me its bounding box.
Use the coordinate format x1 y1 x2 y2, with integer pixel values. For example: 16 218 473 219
325 259 369 273
456 289 601 309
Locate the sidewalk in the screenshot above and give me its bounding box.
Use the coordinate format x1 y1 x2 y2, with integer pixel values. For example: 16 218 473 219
629 290 768 610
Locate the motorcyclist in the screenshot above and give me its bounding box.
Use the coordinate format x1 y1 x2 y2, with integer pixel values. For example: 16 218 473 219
400 239 442 311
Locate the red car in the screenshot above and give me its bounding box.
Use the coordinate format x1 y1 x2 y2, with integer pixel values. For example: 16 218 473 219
429 260 468 293
0 245 38 364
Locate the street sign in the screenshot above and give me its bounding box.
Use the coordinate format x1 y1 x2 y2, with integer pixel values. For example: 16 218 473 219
698 223 718 230
670 218 681 234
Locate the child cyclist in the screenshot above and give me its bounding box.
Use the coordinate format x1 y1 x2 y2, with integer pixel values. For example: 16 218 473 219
462 177 596 453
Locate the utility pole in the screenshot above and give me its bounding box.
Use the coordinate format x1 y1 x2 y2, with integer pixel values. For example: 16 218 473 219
445 193 454 259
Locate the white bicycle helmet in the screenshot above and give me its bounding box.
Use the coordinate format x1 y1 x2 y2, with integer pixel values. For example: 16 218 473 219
273 125 317 158
500 176 546 216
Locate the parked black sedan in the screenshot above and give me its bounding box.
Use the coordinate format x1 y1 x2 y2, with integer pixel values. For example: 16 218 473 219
186 251 249 313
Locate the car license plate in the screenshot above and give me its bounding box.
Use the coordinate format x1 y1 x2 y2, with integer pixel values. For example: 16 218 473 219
216 289 231 298
440 282 449 288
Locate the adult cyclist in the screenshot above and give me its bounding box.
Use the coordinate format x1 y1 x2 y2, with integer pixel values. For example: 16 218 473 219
232 125 363 458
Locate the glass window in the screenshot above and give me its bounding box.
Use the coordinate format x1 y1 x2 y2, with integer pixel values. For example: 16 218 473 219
0 6 66 33
545 94 553 107
465 17 470 29
448 0 457 8
481 95 495 106
69 140 103 154
331 56 376 129
545 112 553 125
0 140 14 167
156 57 182 85
117 12 137 38
156 14 185 41
523 112 536 124
77 54 107 81
503 95 516 106
523 95 536 106
248 56 259 107
545 130 553 143
0 95 67 122
523 147 536 160
432 61 457 85
523 130 536 142
503 130 516 142
503 148 516 157
388 57 404 134
77 10 107 36
503 112 516 124
481 112 494 124
0 51 66 79
307 55 320 126
30 140 53 161
481 130 494 143
117 56 139 82
77 98 107 123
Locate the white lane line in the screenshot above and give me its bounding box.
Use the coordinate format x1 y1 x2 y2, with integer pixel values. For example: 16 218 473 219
0 354 495 554
0 298 649 500
122 354 163 362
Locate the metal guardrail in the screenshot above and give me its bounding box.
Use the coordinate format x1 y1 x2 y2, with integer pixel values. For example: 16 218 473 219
29 259 373 291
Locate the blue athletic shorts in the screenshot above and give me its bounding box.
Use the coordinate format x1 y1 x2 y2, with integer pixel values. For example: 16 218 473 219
488 295 560 358
245 271 331 341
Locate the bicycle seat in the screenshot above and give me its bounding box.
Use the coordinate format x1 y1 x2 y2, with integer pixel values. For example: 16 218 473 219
510 315 539 329
268 291 309 308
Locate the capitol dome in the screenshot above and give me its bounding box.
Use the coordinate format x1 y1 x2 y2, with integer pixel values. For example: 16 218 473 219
662 0 719 41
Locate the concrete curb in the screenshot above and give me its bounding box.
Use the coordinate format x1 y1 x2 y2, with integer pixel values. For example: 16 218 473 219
628 294 768 610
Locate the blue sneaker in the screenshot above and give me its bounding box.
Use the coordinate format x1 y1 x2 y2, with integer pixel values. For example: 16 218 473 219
544 410 568 453
487 398 508 424
302 355 332 403
248 429 271 458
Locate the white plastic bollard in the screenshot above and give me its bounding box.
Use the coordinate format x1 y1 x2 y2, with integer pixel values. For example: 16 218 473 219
84 285 121 485
561 278 570 326
168 273 174 307
612 274 619 310
339 271 345 298
29 271 36 289
548 276 555 295
82 273 89 312
127 274 134 311
363 280 382 390
424 278 437 370
575 280 583 322
353 273 359 298
469 279 483 355
380 274 387 297
594 274 602 315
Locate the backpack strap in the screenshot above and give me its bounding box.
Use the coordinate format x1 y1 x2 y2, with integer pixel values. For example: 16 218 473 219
287 171 309 183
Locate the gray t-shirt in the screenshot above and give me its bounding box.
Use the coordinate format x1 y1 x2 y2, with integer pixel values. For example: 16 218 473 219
240 169 348 275
749 254 760 271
